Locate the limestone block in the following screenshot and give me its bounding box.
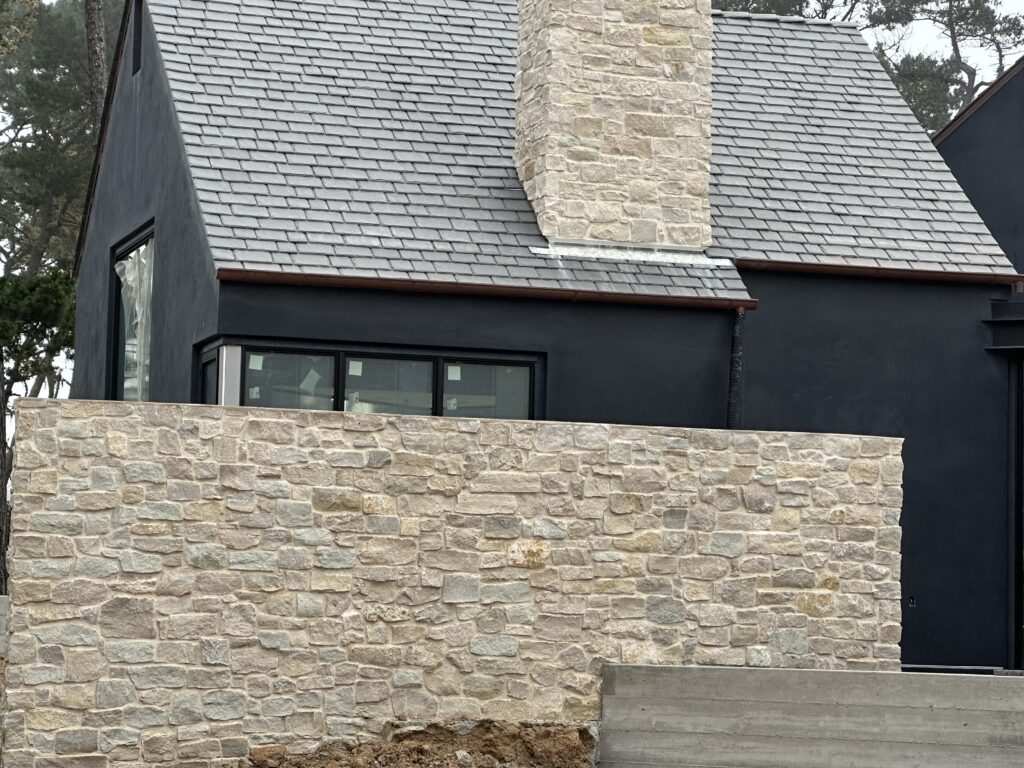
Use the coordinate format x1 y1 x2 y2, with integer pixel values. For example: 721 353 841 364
4 400 903 766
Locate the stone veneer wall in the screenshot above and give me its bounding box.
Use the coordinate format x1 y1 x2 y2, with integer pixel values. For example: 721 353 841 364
3 400 903 767
515 0 714 248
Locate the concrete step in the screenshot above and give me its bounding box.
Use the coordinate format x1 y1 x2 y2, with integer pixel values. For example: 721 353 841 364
599 665 1024 768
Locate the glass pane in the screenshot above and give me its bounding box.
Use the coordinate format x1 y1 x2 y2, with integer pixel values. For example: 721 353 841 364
243 351 335 411
443 363 531 420
344 357 433 416
201 358 218 405
114 238 155 401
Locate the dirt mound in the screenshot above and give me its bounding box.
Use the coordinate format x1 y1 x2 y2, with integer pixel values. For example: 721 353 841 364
246 722 596 768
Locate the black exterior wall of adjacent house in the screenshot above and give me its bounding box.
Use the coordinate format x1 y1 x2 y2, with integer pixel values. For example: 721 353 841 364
71 2 217 403
215 283 737 429
740 270 1016 668
936 69 1024 273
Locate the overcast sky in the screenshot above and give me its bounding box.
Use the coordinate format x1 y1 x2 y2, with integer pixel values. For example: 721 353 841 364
865 0 1024 83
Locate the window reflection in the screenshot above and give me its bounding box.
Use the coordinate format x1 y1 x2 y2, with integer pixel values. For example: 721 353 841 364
115 239 155 401
243 352 335 411
443 362 530 420
344 357 433 416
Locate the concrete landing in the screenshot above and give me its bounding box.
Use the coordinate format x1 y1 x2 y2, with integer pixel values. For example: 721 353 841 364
599 664 1024 768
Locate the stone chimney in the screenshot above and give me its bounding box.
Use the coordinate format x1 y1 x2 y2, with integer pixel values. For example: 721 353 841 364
515 0 712 251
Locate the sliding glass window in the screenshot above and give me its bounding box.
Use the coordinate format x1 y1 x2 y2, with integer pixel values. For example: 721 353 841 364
443 362 531 420
344 357 433 415
231 345 539 419
243 351 335 411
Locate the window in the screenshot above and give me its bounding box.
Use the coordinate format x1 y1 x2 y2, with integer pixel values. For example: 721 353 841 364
132 0 143 75
243 351 335 411
201 357 218 405
114 237 155 401
222 344 541 419
344 357 433 415
443 362 531 420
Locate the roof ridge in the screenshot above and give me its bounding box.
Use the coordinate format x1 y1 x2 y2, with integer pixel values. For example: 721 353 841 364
711 9 860 29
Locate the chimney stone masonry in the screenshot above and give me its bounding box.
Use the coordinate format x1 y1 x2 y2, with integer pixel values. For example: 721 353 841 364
515 0 713 251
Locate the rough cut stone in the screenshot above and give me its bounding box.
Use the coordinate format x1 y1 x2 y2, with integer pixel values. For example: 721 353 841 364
202 690 247 721
442 575 480 604
4 400 903 767
515 0 712 247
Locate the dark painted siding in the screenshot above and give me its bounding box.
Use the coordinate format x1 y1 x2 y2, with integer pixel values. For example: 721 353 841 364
741 270 1014 668
68 2 1021 668
71 2 217 402
217 283 736 429
937 72 1024 273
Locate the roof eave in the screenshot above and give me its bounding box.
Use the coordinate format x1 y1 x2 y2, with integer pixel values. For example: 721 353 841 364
215 268 759 310
735 258 1023 286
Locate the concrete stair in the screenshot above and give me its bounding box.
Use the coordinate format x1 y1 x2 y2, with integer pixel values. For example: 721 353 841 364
599 665 1024 767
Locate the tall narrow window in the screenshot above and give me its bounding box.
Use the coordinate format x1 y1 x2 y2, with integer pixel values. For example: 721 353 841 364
114 238 155 401
201 357 219 405
132 0 143 74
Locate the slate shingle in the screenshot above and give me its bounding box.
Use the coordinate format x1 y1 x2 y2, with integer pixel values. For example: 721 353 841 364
709 12 1011 275
144 1 1014 307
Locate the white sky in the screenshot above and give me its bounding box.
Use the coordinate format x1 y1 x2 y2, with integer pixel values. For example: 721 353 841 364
864 0 1024 84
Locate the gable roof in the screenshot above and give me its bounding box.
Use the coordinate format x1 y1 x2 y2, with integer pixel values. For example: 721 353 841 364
148 0 753 306
709 12 1012 277
76 0 1017 306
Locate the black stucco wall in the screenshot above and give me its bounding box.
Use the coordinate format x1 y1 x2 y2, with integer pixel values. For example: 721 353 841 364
71 2 217 402
741 270 1014 668
69 0 1021 670
217 283 737 429
937 72 1024 273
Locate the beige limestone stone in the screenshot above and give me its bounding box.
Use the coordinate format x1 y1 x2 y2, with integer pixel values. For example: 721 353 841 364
515 0 712 248
3 399 903 767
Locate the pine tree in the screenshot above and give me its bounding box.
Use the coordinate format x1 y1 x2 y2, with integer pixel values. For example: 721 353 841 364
0 0 120 592
0 0 37 57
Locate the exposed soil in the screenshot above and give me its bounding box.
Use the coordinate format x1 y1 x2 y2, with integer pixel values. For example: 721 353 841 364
246 722 596 768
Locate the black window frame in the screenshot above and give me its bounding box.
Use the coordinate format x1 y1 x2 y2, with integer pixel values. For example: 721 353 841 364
225 340 544 419
196 346 219 404
200 355 219 405
241 348 339 412
439 358 536 421
107 222 155 401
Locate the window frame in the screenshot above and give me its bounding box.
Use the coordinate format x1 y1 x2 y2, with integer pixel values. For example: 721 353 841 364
108 222 155 402
132 0 144 75
241 347 339 412
223 339 544 419
343 352 436 417
199 354 219 406
196 346 219 404
439 358 537 421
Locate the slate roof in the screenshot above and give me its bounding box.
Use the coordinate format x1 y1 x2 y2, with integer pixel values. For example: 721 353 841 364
139 0 1015 305
709 12 1012 275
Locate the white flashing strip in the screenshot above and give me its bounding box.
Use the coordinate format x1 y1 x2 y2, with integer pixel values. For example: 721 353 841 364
219 345 242 407
534 239 725 267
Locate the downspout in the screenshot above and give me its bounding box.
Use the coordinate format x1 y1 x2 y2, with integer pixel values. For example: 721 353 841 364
726 308 746 429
